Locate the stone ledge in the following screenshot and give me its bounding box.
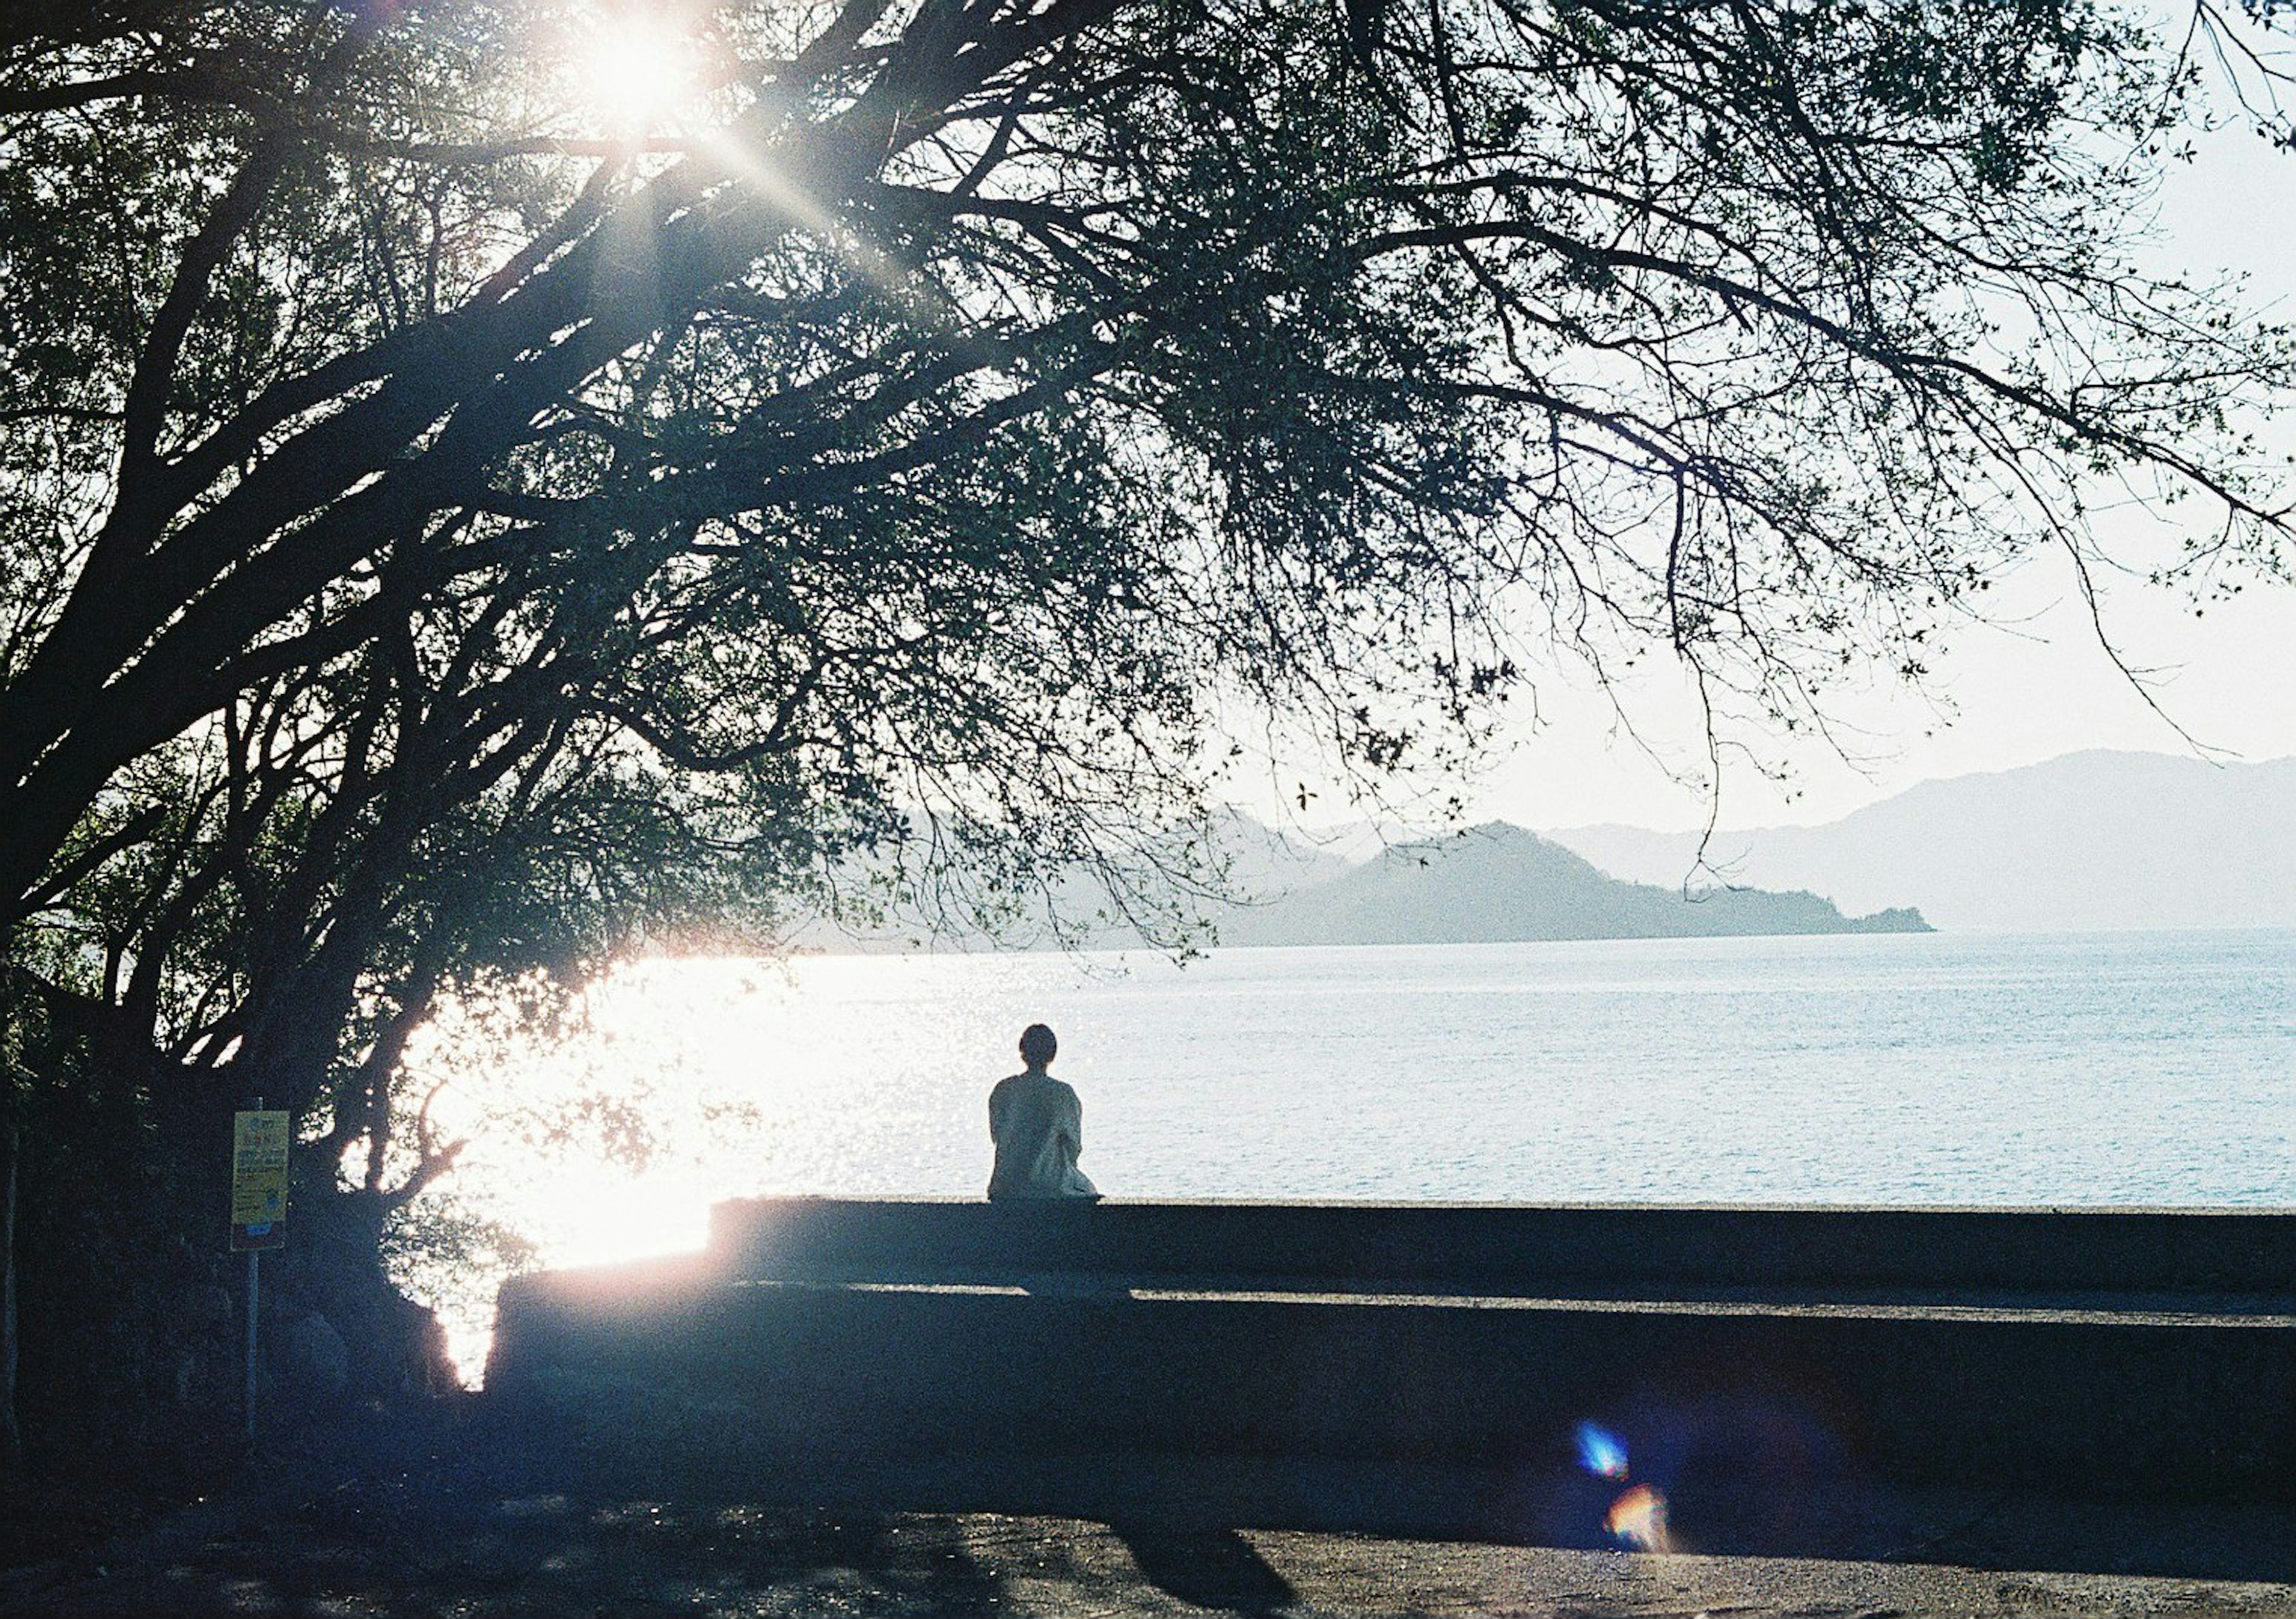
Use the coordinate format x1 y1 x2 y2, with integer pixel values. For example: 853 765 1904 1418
489 1200 2296 1502
707 1196 2296 1297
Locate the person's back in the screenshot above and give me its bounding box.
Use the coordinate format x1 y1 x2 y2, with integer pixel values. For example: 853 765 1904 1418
987 1024 1098 1200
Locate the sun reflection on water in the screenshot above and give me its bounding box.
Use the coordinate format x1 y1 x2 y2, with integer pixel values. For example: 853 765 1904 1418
394 952 1059 1379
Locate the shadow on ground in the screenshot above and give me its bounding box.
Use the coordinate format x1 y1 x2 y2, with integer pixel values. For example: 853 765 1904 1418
1112 1525 1297 1614
2 1397 2292 1617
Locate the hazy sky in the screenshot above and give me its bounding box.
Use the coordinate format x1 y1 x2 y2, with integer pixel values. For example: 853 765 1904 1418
1274 32 2296 836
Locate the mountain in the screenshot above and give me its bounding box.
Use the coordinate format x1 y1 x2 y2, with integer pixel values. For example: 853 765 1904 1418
1214 810 1358 899
1218 823 1928 946
787 807 1356 952
1547 750 2296 932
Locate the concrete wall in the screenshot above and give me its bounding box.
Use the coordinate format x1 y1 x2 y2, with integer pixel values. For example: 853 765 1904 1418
491 1200 2295 1501
707 1196 2296 1299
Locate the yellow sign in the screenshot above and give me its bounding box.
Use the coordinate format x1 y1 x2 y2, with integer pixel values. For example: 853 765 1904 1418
230 1109 290 1251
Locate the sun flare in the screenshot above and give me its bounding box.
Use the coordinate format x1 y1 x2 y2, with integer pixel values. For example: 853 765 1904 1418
581 9 703 133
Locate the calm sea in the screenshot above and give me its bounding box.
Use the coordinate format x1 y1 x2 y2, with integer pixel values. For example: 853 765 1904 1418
414 928 2294 1371
459 929 2291 1232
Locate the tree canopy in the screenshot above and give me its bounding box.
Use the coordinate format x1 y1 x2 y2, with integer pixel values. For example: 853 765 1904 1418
1 0 2291 1202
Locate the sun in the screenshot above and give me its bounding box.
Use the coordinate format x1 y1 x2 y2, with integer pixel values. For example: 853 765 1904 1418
580 8 703 135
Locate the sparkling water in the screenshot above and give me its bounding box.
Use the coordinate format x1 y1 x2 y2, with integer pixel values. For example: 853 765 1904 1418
413 928 2295 1374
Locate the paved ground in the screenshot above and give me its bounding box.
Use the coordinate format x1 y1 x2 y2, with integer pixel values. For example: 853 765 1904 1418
7 1498 2295 1617
2 1405 2290 1617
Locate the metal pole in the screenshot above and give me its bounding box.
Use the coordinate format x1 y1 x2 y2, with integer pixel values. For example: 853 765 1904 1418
245 1249 258 1445
243 1095 259 1447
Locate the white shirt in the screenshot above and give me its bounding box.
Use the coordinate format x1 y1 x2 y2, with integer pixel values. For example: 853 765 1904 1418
987 1070 1098 1199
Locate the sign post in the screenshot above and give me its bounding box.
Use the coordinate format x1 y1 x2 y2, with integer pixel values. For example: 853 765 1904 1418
230 1100 289 1444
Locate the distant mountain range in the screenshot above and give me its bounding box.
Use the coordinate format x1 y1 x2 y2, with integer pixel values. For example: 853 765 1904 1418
1219 823 1928 945
1545 749 2296 933
793 749 2291 951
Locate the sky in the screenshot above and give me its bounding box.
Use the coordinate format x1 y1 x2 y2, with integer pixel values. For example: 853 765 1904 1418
1271 29 2296 838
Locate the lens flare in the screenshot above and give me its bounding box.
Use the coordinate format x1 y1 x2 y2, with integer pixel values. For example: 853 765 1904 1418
1575 1420 1629 1479
582 10 701 133
1604 1483 1671 1553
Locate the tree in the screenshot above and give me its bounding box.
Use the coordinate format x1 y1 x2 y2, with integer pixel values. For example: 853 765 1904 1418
1 0 2291 1469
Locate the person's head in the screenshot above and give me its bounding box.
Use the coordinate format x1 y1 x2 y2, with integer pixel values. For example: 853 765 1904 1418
1018 1023 1057 1071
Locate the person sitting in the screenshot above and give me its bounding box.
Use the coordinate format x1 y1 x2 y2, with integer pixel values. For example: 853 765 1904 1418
987 1023 1099 1200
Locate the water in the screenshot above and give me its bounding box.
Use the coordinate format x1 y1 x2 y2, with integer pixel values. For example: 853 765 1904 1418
410 929 2295 1372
